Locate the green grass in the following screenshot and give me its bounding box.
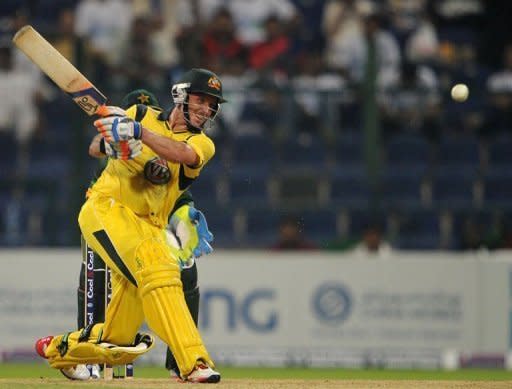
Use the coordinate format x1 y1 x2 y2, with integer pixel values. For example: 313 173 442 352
1 363 512 381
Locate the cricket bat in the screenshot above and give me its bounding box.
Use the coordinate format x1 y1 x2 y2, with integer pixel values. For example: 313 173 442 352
12 25 108 116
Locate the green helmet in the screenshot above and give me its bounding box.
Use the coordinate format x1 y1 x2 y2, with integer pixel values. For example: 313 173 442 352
171 68 226 105
121 89 160 109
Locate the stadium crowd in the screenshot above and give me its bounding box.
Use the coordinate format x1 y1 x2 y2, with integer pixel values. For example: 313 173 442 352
1 0 512 251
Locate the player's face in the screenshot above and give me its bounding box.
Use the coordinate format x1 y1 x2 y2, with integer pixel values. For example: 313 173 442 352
187 93 218 127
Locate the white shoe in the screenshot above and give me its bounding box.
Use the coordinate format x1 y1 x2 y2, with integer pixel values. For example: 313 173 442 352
185 362 221 383
90 364 101 379
60 364 91 381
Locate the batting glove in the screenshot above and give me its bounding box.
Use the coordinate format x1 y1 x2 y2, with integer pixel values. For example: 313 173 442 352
94 116 143 143
96 105 127 117
104 138 142 160
168 205 214 263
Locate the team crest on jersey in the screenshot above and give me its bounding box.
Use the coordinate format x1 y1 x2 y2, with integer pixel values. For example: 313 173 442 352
208 76 221 91
144 157 171 185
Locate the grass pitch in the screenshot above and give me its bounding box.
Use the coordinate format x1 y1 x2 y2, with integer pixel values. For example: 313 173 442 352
1 363 512 388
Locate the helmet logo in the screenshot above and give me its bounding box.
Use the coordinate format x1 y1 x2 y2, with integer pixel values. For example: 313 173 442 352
137 93 150 104
208 77 221 91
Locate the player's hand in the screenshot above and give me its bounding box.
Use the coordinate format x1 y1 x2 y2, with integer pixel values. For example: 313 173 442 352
94 117 143 142
168 205 214 260
96 105 127 117
104 138 142 160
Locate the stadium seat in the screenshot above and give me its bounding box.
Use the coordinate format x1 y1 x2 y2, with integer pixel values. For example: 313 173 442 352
297 209 338 244
245 208 283 248
436 134 481 174
380 170 424 211
385 133 432 175
201 207 238 248
482 172 512 211
487 135 512 173
230 136 275 175
277 173 322 207
278 136 326 171
228 173 270 207
334 133 364 167
431 170 476 210
188 174 224 209
393 210 441 250
330 174 372 209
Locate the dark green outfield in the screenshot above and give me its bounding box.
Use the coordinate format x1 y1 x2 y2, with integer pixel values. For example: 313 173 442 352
1 363 512 381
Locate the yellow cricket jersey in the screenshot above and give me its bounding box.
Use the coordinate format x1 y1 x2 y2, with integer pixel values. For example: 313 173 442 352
89 105 215 228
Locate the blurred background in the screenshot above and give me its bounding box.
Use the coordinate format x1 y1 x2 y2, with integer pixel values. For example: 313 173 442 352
0 0 511 251
2 0 512 371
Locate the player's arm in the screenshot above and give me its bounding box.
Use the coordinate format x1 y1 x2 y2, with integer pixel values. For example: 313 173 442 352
141 130 199 166
89 134 106 158
94 114 214 167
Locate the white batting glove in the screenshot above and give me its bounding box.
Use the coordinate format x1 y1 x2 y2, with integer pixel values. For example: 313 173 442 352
96 105 127 117
104 138 142 160
94 116 143 143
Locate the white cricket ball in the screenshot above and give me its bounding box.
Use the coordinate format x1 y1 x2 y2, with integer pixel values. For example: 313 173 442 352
451 83 469 102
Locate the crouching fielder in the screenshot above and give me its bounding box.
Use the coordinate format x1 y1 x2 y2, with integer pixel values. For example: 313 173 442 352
35 68 226 383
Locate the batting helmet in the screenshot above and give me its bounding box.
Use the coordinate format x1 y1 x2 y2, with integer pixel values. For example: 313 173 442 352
171 68 226 132
172 68 226 105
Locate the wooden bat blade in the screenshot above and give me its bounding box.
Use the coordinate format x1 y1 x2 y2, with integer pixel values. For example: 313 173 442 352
12 25 107 115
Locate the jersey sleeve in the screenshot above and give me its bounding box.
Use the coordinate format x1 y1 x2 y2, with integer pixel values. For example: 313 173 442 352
185 134 215 170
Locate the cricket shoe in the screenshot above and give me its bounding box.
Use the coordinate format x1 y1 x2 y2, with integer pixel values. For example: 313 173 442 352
35 335 53 358
183 362 221 383
60 364 92 381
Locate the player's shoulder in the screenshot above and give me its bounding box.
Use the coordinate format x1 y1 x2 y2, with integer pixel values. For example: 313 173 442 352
126 104 162 122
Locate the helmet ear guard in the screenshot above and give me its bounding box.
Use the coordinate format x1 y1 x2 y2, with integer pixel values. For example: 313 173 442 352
171 83 191 105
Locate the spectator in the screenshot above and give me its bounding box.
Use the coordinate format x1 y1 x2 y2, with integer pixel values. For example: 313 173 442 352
287 0 327 55
323 0 362 80
201 7 246 73
323 2 401 86
0 44 42 145
438 39 489 136
248 14 291 76
112 16 168 95
74 0 133 87
351 221 393 259
199 0 297 45
132 0 196 78
484 43 512 135
379 61 442 140
404 12 439 66
271 215 318 250
292 50 346 139
386 0 430 52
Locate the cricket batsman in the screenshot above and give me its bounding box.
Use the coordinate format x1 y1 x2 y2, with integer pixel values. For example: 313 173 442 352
62 90 213 381
35 68 226 383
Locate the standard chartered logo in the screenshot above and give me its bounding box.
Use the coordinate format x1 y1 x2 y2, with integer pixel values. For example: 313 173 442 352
312 283 352 324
